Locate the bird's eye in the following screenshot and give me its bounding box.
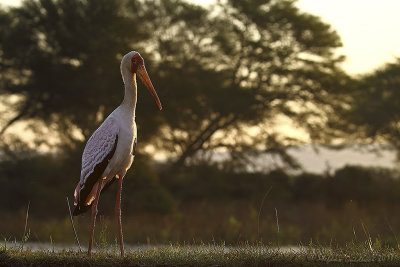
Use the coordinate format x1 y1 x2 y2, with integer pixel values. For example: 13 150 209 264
132 55 143 65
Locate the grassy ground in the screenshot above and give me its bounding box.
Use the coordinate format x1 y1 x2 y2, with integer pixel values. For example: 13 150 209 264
2 207 400 266
1 243 400 266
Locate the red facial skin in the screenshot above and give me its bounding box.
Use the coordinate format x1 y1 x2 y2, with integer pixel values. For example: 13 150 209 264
131 54 144 73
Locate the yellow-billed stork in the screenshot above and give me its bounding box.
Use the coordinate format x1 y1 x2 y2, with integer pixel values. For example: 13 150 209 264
73 51 162 256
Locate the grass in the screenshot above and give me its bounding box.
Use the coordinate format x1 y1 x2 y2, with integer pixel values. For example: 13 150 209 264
2 243 400 266
2 200 400 266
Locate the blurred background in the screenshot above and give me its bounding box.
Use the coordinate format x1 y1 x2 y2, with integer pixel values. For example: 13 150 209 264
1 0 400 246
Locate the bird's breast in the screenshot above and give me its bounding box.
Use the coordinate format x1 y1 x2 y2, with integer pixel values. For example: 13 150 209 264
104 121 136 180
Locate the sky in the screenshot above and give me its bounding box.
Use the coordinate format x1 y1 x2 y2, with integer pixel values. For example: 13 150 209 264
2 0 400 75
195 0 400 75
296 0 400 75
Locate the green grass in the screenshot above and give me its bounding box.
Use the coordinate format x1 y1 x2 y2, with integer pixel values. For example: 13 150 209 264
1 243 400 266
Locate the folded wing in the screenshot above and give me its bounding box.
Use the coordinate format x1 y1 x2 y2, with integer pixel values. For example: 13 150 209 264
73 117 119 215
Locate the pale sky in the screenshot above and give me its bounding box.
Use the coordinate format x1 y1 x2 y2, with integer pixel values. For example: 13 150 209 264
2 0 400 75
296 0 400 75
198 0 400 75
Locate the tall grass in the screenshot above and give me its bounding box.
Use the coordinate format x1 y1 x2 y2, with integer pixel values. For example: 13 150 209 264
2 201 400 247
18 201 30 251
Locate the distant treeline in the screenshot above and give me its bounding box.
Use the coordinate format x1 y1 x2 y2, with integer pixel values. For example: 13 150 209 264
0 151 399 218
164 163 400 210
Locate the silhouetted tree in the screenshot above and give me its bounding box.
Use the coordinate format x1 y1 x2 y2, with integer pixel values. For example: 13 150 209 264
0 0 348 171
146 0 349 171
344 59 400 156
0 0 146 143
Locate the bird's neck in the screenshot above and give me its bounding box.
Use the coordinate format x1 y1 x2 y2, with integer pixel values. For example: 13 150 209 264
120 68 137 116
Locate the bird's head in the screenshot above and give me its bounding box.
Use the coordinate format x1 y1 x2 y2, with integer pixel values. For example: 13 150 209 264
121 51 162 110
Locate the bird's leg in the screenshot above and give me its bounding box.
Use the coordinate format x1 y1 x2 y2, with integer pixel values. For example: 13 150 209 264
88 179 103 256
115 175 125 257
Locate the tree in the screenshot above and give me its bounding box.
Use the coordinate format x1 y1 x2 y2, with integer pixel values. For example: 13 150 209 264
0 0 147 144
344 59 400 156
0 0 348 172
143 0 348 171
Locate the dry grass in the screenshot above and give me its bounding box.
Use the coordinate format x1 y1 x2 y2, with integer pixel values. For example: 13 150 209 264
1 243 400 266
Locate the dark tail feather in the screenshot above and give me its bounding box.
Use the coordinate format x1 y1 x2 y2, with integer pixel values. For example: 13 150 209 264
73 176 116 216
73 203 91 216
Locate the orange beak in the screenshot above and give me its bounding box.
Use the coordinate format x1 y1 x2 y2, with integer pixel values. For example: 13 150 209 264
136 64 162 110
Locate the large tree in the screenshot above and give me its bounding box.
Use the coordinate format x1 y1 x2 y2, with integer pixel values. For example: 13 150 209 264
0 0 348 171
142 0 349 171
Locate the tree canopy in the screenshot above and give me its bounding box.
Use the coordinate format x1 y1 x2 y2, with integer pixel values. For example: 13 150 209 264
343 59 400 155
0 0 348 170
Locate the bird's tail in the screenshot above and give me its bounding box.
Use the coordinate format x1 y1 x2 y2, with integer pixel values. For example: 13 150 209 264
73 180 104 216
72 183 91 216
73 203 91 216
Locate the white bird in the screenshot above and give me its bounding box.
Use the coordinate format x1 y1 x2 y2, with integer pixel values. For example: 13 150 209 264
72 51 162 256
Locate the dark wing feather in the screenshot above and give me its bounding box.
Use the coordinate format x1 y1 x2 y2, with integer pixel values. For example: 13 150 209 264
73 135 118 215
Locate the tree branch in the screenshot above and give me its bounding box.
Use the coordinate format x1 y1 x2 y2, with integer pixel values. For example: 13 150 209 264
0 102 31 136
168 113 239 173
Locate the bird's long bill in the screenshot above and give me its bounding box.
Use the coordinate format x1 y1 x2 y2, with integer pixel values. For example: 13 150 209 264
136 65 162 110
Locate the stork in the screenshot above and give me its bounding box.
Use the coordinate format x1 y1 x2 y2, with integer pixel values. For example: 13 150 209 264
73 51 162 257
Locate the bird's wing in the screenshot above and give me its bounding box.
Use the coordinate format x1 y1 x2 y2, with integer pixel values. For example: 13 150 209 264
80 117 119 184
73 116 119 214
